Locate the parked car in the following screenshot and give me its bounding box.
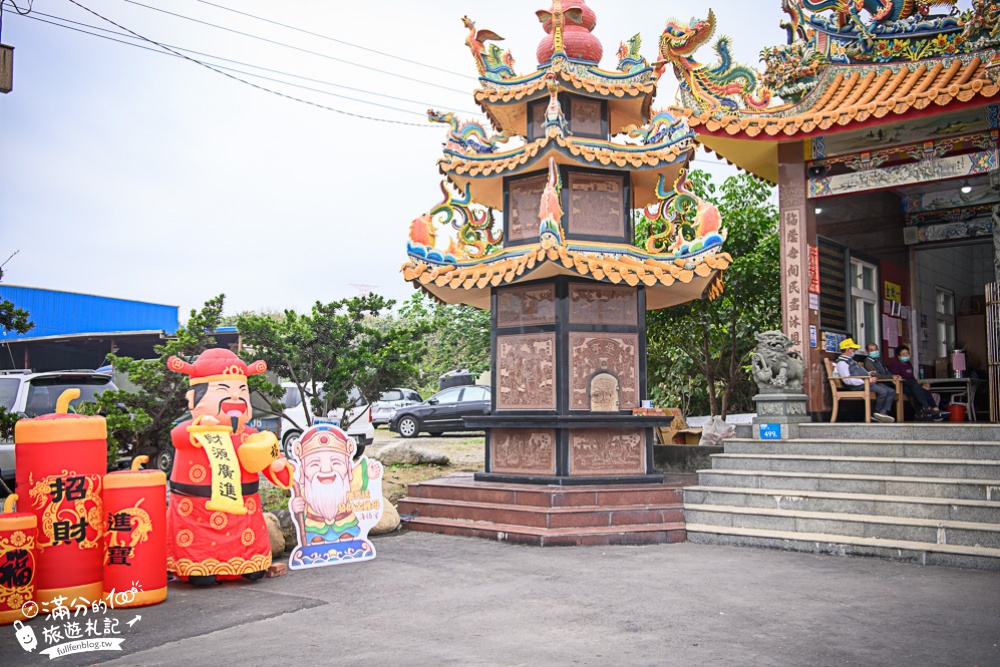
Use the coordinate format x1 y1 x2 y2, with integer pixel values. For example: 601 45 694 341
278 383 374 459
371 388 423 427
389 385 491 438
0 369 118 487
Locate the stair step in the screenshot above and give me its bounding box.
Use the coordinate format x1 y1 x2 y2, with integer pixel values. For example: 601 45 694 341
683 486 1000 523
685 523 1000 570
697 469 1000 500
398 496 683 529
404 473 686 507
685 504 1000 548
404 515 687 547
723 438 1000 460
797 423 1000 442
710 453 1000 479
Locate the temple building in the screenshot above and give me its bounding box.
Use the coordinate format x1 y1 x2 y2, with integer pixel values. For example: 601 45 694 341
401 0 730 484
661 1 1000 420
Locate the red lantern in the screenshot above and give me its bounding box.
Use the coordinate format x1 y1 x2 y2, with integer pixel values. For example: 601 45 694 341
102 455 167 608
0 494 37 625
14 389 106 606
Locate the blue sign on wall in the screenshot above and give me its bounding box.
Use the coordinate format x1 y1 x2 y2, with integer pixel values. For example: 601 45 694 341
759 423 782 440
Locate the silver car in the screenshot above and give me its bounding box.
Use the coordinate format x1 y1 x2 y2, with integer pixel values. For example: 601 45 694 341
371 388 423 427
0 370 118 487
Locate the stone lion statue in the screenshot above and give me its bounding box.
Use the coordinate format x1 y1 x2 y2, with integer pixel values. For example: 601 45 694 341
751 330 805 394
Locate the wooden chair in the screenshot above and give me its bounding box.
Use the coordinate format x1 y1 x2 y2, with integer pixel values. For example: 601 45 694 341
874 376 905 423
823 358 904 422
823 357 873 423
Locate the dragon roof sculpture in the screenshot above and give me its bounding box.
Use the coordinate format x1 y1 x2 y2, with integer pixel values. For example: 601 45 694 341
658 1 1000 183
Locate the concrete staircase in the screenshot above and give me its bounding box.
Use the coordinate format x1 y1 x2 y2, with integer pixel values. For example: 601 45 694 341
684 423 1000 570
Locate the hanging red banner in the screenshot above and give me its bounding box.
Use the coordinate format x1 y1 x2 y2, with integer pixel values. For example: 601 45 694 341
808 245 821 294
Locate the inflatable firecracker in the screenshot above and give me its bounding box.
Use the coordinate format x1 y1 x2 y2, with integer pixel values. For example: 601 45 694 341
165 349 293 585
0 494 37 625
288 423 383 569
102 456 167 607
15 389 106 605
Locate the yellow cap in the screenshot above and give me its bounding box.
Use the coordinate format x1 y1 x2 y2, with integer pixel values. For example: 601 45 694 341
839 338 859 351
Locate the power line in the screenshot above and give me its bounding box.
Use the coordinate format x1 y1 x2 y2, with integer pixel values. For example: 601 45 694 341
56 0 436 127
4 6 483 117
192 0 477 81
119 0 471 96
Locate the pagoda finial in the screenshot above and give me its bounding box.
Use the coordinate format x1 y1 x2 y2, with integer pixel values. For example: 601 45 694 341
538 158 565 248
536 0 583 58
536 1 598 64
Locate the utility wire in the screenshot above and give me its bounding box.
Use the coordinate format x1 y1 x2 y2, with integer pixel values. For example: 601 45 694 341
4 6 483 116
56 0 440 127
192 0 477 81
0 0 32 42
120 0 471 96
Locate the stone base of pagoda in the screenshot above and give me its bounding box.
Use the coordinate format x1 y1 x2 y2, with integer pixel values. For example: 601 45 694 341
397 473 694 547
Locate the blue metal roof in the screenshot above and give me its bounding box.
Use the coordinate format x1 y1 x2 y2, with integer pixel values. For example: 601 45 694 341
0 286 179 340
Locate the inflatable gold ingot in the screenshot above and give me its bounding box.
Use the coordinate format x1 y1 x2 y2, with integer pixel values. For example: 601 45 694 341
187 425 247 515
14 389 106 606
0 494 37 625
237 431 281 474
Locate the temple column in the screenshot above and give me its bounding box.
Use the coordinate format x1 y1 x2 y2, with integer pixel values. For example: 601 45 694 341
777 142 822 417
991 169 1000 283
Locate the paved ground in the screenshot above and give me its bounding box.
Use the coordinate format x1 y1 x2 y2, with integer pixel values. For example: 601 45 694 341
3 532 998 667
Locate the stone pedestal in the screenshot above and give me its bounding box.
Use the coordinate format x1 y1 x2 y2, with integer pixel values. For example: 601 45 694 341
752 393 810 440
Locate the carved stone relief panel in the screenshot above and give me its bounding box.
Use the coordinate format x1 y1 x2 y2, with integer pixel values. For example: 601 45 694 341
568 284 638 325
570 97 603 136
490 429 556 475
496 333 557 410
589 373 619 412
567 171 625 237
569 428 645 476
497 284 557 328
569 333 639 410
508 173 548 242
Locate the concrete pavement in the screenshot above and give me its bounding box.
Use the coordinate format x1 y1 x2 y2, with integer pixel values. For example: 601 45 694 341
2 531 998 666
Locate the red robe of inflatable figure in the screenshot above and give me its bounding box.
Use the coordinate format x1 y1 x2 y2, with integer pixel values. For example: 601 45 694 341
165 349 292 584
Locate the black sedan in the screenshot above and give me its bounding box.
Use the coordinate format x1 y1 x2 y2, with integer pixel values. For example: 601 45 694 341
389 385 491 438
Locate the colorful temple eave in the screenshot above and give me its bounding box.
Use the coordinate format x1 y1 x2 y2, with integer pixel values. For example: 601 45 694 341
474 62 659 135
401 241 731 311
437 132 694 209
675 54 999 134
659 3 1000 183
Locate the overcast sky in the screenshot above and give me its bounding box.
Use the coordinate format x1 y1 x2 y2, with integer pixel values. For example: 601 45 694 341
0 0 942 320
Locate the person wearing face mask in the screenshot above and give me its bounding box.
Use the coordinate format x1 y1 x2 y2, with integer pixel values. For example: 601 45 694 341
887 344 944 420
836 339 896 422
863 343 899 381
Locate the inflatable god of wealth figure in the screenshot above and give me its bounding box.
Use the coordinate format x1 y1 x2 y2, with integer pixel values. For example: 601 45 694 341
166 349 292 585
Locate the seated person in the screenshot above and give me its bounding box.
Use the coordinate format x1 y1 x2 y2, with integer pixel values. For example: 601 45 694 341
887 344 944 421
836 338 896 423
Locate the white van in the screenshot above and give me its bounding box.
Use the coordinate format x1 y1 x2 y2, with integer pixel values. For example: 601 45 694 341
278 383 374 459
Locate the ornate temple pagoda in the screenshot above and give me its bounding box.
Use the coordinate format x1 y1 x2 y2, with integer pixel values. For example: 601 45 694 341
652 1 1000 419
401 0 731 484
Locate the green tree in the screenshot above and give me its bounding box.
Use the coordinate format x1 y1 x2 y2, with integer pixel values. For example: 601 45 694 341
640 170 781 418
79 295 227 469
0 253 33 336
238 294 430 433
398 292 491 398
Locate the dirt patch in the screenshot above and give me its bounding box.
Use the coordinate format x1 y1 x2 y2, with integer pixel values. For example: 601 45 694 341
368 428 485 503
